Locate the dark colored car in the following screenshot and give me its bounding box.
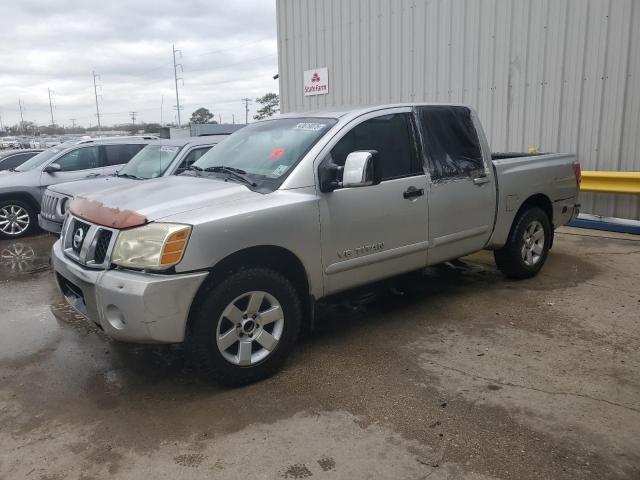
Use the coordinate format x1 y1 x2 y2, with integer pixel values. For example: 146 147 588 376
0 149 44 171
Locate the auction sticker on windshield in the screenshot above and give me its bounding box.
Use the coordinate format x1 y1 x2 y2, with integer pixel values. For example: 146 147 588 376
271 165 289 177
294 122 328 131
160 146 179 153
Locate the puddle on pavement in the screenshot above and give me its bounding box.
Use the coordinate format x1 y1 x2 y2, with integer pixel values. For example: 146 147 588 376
0 234 56 280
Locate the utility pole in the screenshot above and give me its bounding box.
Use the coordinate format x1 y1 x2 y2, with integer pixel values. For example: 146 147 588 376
47 88 55 126
18 99 25 133
0 112 4 132
160 95 164 126
218 114 222 124
241 98 252 125
232 113 235 125
172 44 183 127
70 118 77 129
92 71 102 134
130 111 137 126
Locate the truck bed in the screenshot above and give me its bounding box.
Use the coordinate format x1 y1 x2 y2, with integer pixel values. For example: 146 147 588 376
487 152 579 248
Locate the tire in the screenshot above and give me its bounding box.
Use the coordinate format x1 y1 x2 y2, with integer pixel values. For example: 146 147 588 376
188 267 302 386
0 200 37 240
494 207 552 279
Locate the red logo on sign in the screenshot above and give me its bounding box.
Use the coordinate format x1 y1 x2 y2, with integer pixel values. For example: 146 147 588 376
311 72 320 83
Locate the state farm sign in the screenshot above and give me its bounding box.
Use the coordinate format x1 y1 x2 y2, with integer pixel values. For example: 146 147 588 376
303 67 329 96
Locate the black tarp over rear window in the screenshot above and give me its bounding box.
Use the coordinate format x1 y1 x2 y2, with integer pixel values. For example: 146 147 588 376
416 106 484 180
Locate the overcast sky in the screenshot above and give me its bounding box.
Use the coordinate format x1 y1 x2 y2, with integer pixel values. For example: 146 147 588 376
0 0 278 128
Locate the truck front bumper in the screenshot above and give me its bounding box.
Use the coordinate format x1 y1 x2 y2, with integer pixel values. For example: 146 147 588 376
51 240 209 343
38 214 62 234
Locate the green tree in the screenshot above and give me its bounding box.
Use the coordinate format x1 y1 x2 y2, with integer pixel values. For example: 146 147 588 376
190 107 216 124
254 93 280 120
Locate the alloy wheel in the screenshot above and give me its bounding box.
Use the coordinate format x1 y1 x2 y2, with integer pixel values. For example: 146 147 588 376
0 205 30 236
521 220 545 267
216 290 285 366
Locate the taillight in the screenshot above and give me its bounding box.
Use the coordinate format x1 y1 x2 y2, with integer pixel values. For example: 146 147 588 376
573 162 582 184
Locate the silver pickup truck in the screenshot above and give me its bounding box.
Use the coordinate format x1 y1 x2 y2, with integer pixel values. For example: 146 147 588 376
51 103 580 385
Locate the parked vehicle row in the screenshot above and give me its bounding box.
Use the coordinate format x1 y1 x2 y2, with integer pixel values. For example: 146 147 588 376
47 103 581 385
0 136 157 238
39 136 222 233
1 137 22 149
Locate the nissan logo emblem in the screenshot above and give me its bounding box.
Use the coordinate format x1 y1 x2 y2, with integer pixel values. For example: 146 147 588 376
73 228 85 250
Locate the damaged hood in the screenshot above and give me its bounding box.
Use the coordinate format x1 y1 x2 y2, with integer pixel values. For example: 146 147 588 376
73 175 260 226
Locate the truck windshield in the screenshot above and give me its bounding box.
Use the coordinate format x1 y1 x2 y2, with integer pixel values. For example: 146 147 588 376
118 144 183 179
192 117 336 187
15 146 64 172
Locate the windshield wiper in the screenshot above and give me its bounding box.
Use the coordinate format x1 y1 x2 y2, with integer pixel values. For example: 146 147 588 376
203 166 257 187
117 172 142 180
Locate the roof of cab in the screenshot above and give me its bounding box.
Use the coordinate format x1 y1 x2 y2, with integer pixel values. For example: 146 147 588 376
275 102 474 120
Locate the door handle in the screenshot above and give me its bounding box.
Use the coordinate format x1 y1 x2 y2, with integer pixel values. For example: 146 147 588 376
85 173 101 178
473 175 490 185
403 187 425 199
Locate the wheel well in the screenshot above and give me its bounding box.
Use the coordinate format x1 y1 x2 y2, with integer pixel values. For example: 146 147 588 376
516 194 553 225
186 246 312 336
0 192 40 212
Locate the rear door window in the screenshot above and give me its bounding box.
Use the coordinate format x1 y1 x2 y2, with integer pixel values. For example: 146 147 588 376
56 146 100 172
103 144 146 166
416 106 484 180
331 113 421 180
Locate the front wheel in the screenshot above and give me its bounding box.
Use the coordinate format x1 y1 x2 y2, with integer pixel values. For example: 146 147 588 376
0 200 37 239
188 267 302 386
494 207 552 279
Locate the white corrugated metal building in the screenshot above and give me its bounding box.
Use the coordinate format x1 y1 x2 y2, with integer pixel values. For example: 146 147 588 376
276 0 640 221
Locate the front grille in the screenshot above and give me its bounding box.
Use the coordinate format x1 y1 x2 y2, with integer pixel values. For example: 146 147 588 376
94 230 113 264
40 191 70 222
62 215 118 269
41 192 58 219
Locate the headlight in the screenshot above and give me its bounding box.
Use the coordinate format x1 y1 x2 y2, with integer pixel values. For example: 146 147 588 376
59 197 70 214
112 223 192 271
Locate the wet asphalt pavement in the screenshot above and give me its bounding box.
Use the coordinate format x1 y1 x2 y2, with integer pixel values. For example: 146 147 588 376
0 229 639 479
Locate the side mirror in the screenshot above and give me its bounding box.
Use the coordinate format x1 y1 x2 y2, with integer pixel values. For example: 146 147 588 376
43 163 61 174
342 151 382 188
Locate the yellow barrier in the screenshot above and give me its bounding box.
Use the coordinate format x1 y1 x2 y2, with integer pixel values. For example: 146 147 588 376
580 171 640 195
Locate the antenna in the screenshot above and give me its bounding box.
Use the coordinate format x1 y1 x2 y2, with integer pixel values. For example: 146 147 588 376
48 88 56 126
92 71 102 133
172 44 184 127
241 98 252 125
18 99 25 134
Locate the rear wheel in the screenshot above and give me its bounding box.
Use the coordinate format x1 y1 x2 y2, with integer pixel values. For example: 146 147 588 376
188 267 302 386
0 200 36 239
494 207 551 279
